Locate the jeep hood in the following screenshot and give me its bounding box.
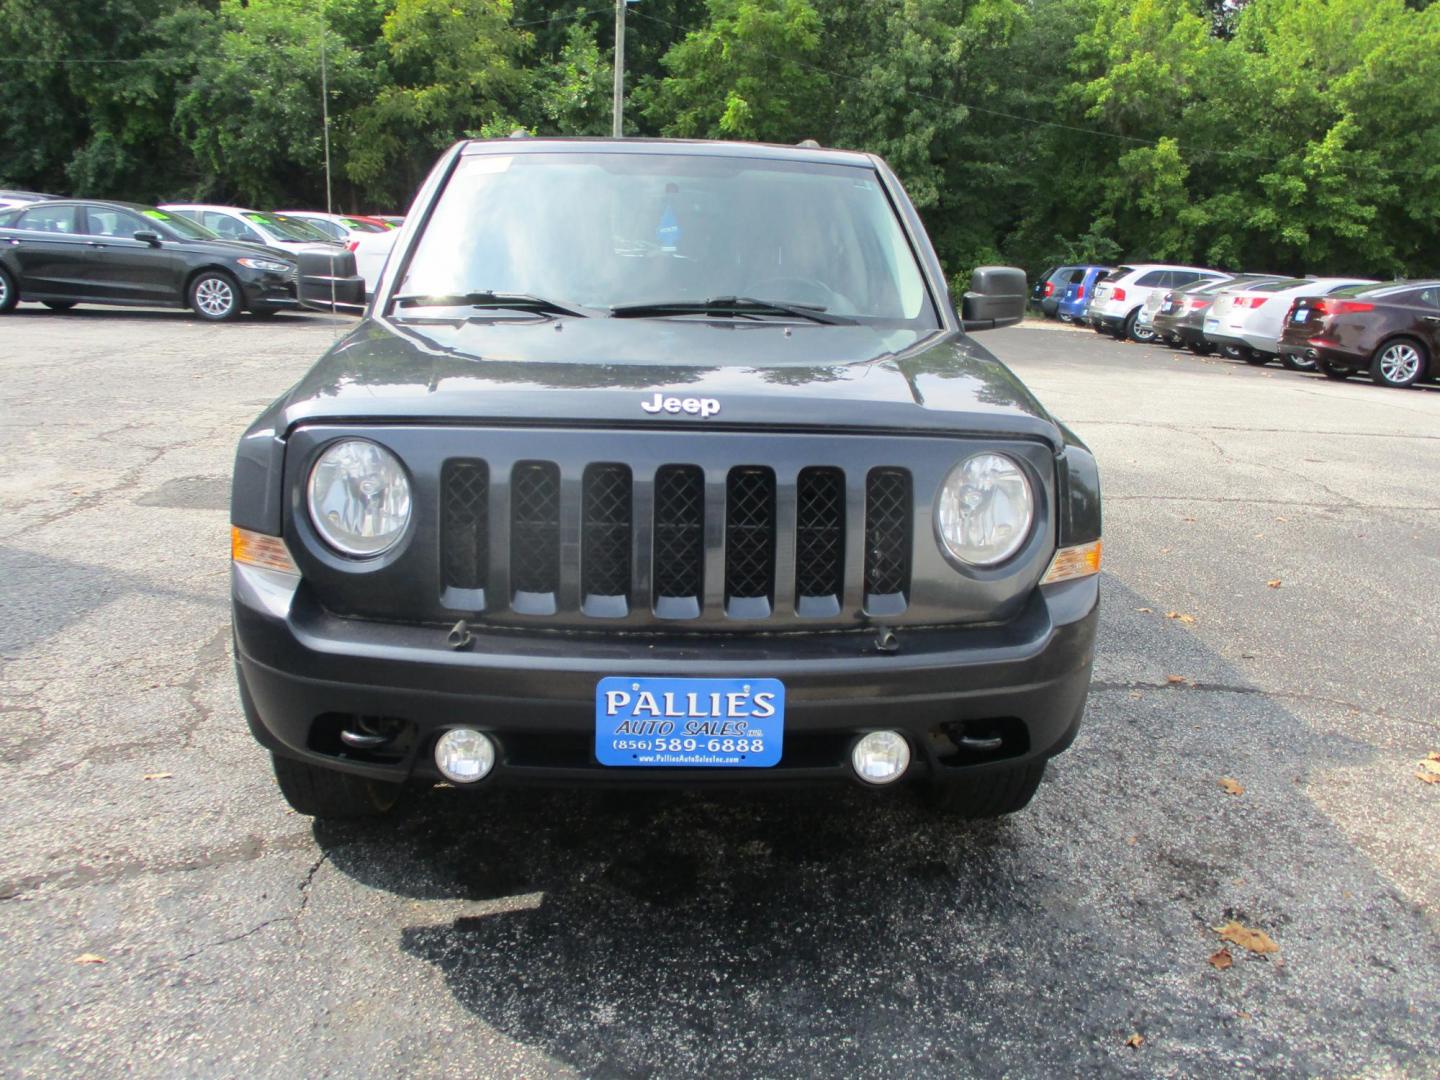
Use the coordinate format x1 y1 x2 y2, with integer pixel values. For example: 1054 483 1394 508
277 316 1064 449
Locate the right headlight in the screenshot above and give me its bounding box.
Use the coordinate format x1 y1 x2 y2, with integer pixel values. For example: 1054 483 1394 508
936 453 1033 566
307 439 412 556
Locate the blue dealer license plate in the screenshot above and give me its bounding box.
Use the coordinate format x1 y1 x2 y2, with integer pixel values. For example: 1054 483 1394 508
595 677 784 767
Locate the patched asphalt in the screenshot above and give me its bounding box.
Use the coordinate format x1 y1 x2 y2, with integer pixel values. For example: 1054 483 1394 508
1 307 1437 1078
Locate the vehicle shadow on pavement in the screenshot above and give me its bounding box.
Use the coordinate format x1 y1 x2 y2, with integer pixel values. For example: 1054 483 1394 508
313 576 1440 1078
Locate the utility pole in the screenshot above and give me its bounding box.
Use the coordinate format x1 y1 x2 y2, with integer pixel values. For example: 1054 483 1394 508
612 0 626 138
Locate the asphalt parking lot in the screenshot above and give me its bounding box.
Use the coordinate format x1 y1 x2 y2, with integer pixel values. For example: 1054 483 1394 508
2 307 1437 1078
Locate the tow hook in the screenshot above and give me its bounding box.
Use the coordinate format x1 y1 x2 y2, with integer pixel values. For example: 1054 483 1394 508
873 625 899 653
447 619 474 650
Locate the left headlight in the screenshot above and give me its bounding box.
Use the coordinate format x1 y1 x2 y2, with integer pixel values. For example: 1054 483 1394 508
936 453 1033 567
307 439 412 556
236 257 294 273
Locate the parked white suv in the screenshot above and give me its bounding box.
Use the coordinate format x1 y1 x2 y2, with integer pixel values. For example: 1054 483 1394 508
1086 264 1227 342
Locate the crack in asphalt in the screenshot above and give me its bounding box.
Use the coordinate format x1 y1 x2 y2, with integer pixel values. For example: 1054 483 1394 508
174 853 328 964
0 833 315 902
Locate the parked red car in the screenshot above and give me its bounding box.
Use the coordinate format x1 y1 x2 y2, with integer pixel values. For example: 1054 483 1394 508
1278 281 1440 388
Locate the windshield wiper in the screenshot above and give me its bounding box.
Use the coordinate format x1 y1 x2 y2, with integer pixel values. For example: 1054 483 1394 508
609 296 856 325
392 291 588 317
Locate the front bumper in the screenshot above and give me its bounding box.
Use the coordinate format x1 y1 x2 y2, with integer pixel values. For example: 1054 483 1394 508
239 271 299 310
234 565 1099 789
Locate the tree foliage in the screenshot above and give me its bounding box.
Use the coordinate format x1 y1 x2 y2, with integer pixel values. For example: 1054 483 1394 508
3 0 1440 280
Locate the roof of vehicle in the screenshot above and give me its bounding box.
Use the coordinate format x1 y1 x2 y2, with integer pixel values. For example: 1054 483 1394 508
459 136 878 170
1340 279 1440 297
0 189 60 200
1113 263 1225 275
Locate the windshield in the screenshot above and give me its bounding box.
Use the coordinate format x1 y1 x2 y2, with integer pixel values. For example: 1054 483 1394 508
395 152 935 325
245 212 331 243
141 208 215 240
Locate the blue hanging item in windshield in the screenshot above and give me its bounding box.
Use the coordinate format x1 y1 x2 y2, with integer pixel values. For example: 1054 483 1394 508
657 183 681 253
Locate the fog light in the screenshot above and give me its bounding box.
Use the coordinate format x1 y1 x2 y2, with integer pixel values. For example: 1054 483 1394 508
434 728 495 783
851 730 911 785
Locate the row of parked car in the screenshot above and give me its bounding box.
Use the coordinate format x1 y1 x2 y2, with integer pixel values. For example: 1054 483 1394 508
1031 262 1438 388
0 189 402 321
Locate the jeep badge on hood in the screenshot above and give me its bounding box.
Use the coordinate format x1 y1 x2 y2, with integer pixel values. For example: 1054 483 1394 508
641 393 720 418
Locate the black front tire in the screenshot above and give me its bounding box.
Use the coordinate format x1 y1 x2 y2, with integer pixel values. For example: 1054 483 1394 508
1188 342 1214 356
1240 347 1268 366
1319 362 1351 381
0 266 17 313
924 761 1047 818
271 753 402 819
42 300 76 312
1281 350 1317 372
189 271 243 322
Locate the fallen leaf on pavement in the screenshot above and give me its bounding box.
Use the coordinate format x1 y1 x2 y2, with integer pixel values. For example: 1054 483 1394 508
1160 547 1172 555
1266 579 1282 589
1208 948 1234 970
1182 516 1196 523
1166 674 1189 685
1136 607 1153 613
1165 611 1197 624
1416 770 1440 785
1124 1033 1144 1049
143 772 174 781
1214 921 1279 954
74 953 107 965
1219 777 1244 796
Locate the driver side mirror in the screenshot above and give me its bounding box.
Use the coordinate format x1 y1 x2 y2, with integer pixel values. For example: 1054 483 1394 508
133 230 162 247
960 266 1027 332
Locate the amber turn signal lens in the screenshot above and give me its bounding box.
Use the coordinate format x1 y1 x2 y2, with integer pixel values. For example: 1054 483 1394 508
1040 539 1102 585
231 526 299 575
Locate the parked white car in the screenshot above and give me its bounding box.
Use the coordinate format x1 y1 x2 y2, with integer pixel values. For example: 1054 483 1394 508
352 228 399 298
1203 277 1377 369
1086 264 1228 342
272 210 390 245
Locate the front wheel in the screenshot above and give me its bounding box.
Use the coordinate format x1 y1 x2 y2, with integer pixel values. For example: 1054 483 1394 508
923 761 1047 819
42 300 76 312
189 271 242 322
1240 347 1268 366
1370 338 1428 388
0 266 17 314
1282 350 1318 372
1188 342 1215 356
270 753 402 819
1319 362 1351 381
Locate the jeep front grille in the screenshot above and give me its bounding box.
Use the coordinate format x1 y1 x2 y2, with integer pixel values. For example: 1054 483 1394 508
652 464 705 617
863 467 912 614
438 458 913 622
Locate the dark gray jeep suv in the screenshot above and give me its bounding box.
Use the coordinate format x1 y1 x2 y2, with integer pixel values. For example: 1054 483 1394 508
230 137 1102 819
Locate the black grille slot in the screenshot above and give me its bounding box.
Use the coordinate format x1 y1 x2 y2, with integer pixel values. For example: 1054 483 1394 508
653 465 705 614
510 461 560 598
725 467 776 613
441 460 489 591
582 464 632 603
864 468 912 608
795 467 845 604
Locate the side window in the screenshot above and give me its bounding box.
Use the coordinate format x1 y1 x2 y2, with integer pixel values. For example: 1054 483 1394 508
85 207 147 238
17 204 78 234
203 212 262 243
1066 268 1086 284
302 217 342 240
1417 287 1440 309
1135 270 1169 288
1171 271 1200 287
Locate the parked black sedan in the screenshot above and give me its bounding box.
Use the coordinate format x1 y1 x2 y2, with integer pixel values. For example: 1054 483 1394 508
0 200 299 321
